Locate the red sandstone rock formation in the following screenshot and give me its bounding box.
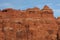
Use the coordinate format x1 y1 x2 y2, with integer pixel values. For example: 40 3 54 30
0 5 59 40
56 17 60 40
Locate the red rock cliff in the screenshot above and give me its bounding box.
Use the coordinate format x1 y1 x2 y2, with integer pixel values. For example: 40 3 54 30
0 5 59 40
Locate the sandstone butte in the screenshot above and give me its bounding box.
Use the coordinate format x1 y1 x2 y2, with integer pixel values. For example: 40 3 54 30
0 5 60 40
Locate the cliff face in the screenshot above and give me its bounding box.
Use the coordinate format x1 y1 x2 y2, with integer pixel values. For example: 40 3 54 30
0 5 59 40
57 17 60 40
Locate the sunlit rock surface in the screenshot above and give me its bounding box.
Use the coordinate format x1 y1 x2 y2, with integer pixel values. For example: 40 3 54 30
0 5 59 40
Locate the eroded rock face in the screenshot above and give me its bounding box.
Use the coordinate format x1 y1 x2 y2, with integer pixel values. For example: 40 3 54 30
56 17 60 40
0 5 59 40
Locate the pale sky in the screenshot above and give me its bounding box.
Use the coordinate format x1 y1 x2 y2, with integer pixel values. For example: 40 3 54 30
0 0 60 17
